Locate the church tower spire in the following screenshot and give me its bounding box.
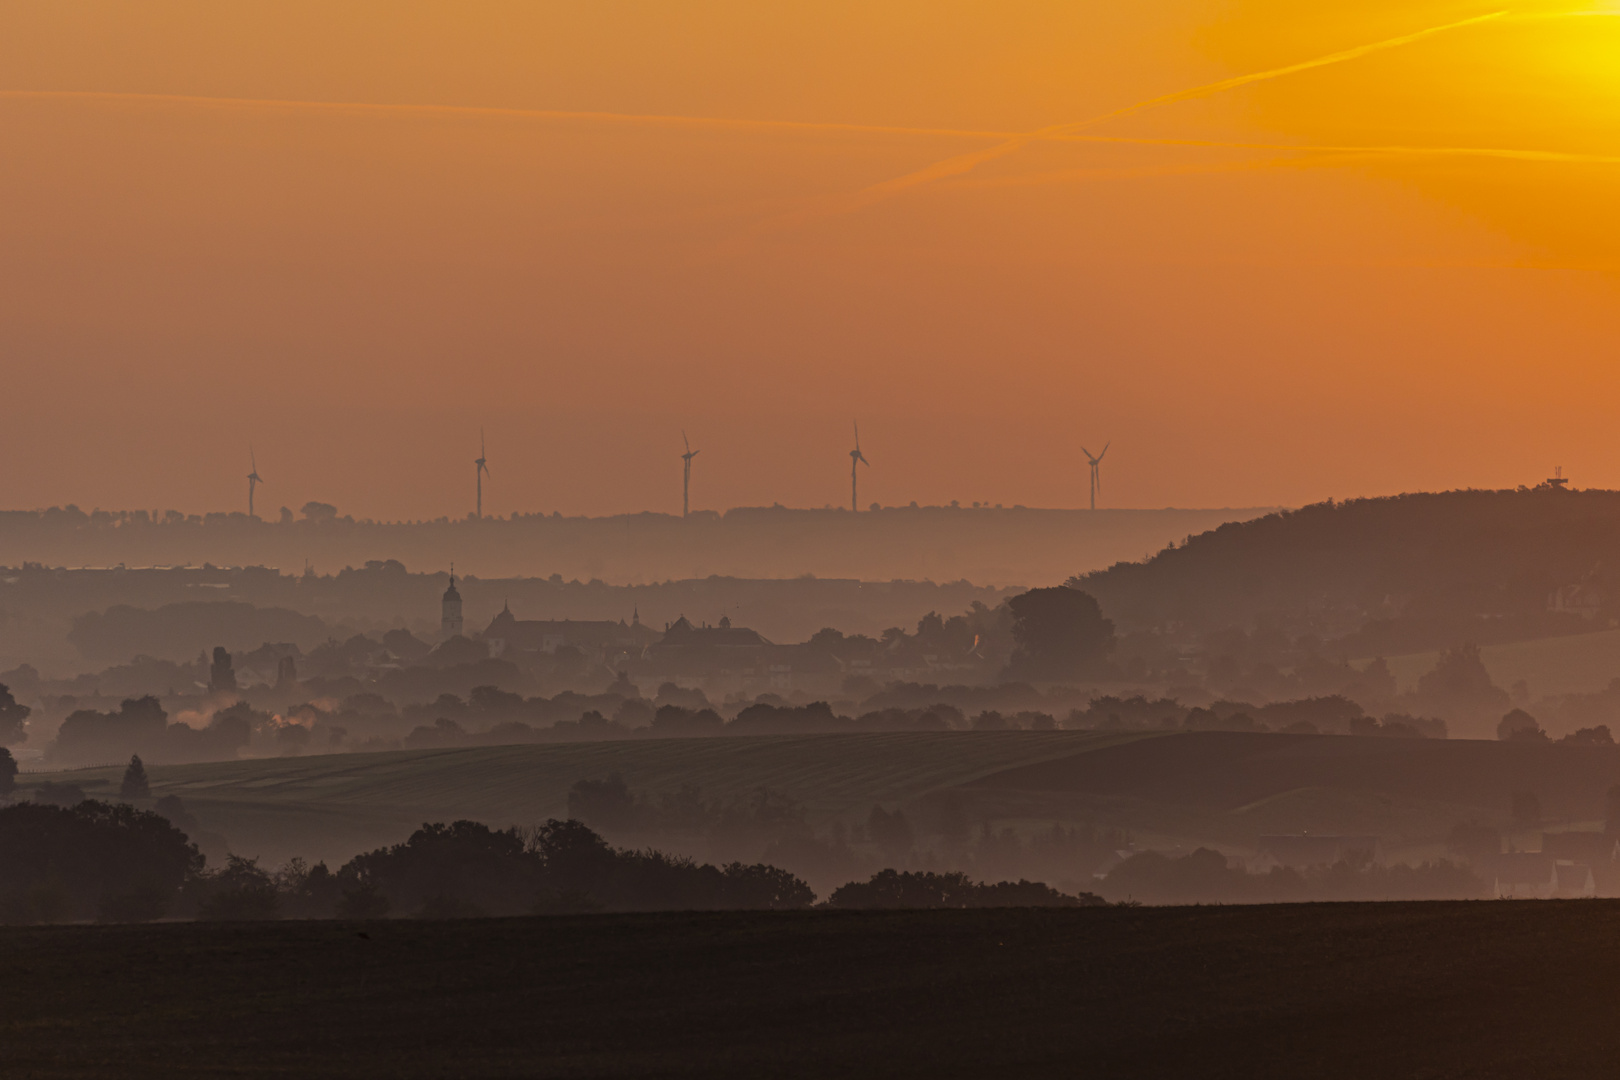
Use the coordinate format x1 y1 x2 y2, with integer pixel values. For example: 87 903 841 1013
441 565 464 639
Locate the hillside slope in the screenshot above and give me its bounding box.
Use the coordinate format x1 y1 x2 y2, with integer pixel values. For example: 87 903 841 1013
27 731 1620 868
26 732 1143 864
1081 487 1620 644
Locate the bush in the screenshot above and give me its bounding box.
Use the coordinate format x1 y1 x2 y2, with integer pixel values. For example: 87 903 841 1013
335 880 391 920
716 862 817 910
825 869 1098 909
277 858 341 919
337 818 815 917
343 820 541 918
0 801 201 924
1498 709 1547 742
198 855 281 921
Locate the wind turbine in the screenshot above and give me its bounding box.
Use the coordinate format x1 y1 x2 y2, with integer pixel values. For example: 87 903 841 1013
246 448 264 518
474 429 491 519
1082 442 1109 510
849 422 870 512
681 431 699 518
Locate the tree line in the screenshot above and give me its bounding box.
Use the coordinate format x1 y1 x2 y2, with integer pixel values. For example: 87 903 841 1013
0 781 1102 925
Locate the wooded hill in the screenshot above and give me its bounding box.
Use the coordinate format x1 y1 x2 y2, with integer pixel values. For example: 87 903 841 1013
1081 488 1620 653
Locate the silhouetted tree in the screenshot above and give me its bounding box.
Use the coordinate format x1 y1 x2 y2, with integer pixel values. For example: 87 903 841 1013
276 857 341 919
208 647 237 694
1416 644 1510 722
338 817 813 916
0 800 201 924
120 755 150 800
714 862 816 909
0 748 15 799
728 701 845 734
54 696 167 762
343 820 541 918
0 684 30 744
826 868 1093 909
335 879 391 919
198 855 280 920
1498 709 1547 742
1003 587 1115 681
530 818 618 897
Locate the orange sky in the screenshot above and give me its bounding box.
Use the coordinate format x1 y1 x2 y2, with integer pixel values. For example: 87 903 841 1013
2 0 1618 519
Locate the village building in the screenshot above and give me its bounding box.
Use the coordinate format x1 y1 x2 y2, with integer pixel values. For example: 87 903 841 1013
483 603 657 665
632 615 842 698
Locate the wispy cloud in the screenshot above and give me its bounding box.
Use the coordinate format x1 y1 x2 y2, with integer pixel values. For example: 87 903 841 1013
0 89 1012 142
8 84 1611 172
776 10 1511 224
1040 133 1620 167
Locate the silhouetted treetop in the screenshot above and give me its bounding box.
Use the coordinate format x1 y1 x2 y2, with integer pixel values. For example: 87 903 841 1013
120 755 150 800
0 684 29 745
1076 489 1620 641
1003 587 1115 682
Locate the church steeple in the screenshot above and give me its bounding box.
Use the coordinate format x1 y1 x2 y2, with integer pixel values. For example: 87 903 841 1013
441 565 464 639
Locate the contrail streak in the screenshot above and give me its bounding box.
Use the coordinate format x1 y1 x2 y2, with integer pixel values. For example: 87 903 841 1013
954 144 1620 192
810 9 1510 217
6 85 1607 172
0 89 1014 141
1039 133 1620 167
8 79 1612 187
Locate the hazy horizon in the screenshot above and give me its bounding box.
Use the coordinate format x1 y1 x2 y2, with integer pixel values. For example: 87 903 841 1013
6 1 1619 520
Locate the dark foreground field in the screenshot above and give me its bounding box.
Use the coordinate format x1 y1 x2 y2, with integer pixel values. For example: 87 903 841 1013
5 901 1619 1079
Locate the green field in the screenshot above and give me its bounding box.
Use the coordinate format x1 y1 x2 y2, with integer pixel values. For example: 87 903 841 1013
25 730 1620 872
5 902 1620 1078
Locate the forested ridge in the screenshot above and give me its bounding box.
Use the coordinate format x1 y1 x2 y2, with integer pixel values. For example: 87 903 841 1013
1082 488 1620 648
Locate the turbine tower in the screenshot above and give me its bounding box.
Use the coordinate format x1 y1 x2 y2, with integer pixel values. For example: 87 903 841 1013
246 448 264 518
474 429 491 519
681 431 699 518
1082 442 1109 510
849 422 870 512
